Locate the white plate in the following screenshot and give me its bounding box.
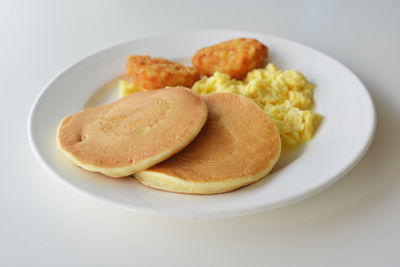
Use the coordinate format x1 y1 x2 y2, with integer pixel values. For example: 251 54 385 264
28 30 376 219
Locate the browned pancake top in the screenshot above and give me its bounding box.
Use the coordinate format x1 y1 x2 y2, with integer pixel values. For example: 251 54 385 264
147 93 281 182
57 87 207 168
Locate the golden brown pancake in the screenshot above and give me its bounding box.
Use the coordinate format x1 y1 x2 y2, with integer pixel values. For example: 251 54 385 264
135 93 281 194
57 87 208 177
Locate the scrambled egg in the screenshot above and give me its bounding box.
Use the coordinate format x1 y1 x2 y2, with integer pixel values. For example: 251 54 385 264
118 79 144 97
119 63 322 147
192 64 322 146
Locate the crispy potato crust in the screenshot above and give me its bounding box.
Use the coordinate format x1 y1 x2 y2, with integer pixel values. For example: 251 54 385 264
192 38 268 79
126 55 200 90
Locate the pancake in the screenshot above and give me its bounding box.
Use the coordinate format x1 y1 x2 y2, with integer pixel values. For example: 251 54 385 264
57 87 208 177
135 93 281 194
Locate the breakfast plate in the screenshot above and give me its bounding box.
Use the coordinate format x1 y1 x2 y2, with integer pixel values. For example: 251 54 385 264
28 30 376 218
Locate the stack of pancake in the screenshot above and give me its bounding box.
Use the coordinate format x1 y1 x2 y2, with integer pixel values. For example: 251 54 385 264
57 87 281 194
57 38 281 194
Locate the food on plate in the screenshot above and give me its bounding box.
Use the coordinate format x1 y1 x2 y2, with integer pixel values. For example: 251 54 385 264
192 63 323 146
57 37 323 196
57 87 208 177
135 93 281 194
126 55 200 90
192 38 268 79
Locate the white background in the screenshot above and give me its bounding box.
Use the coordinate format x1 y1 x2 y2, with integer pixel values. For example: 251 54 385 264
1 0 399 266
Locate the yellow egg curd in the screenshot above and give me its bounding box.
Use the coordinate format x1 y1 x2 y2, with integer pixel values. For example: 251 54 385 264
191 64 323 147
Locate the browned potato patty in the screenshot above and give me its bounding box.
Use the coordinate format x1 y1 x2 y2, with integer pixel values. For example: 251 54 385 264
126 55 200 90
192 38 268 79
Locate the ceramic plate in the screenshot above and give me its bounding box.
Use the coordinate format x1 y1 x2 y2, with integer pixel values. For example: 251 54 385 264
28 30 376 218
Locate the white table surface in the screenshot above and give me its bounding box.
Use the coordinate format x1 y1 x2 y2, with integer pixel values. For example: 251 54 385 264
1 0 399 266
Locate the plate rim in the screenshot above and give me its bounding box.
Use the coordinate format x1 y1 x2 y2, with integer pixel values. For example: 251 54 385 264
27 29 377 219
